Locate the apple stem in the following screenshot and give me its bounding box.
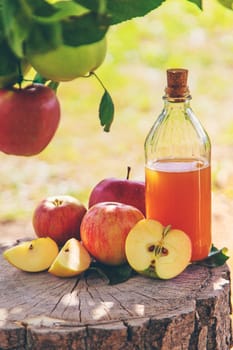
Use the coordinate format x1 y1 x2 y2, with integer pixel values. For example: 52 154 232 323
17 61 24 89
162 225 172 239
48 81 60 93
126 166 131 180
154 245 162 256
33 73 48 85
98 0 107 14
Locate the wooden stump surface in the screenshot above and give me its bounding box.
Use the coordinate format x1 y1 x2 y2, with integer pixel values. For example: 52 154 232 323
0 240 232 350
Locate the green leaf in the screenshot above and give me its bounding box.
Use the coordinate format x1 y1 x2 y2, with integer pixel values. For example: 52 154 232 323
99 90 114 132
216 0 233 10
61 12 109 47
2 0 109 59
194 244 230 268
74 0 107 12
29 1 109 46
187 0 202 10
88 261 135 285
0 39 21 77
26 21 63 55
33 1 88 22
76 0 165 24
1 0 32 57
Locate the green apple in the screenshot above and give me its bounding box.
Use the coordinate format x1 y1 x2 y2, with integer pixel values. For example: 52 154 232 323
3 237 59 272
26 36 107 82
25 1 107 82
49 238 91 277
125 219 192 279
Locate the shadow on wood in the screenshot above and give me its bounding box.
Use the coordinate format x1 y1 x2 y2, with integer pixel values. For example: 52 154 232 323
0 241 232 350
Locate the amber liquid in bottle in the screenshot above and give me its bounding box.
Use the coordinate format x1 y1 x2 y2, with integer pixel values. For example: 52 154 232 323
145 69 211 261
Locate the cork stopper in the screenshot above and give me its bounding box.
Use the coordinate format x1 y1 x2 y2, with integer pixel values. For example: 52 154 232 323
165 68 190 99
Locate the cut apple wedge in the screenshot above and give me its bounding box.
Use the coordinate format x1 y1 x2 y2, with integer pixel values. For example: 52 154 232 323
3 237 59 272
125 219 192 279
48 238 91 277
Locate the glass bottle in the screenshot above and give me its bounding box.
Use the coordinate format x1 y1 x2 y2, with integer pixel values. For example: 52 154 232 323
144 68 211 261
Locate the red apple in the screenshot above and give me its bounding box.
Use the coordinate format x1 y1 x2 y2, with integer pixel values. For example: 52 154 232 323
88 167 145 215
33 195 87 246
0 84 60 156
80 201 145 266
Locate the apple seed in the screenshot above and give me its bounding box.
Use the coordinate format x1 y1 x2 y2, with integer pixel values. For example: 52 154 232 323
29 244 33 250
161 247 169 256
147 244 155 252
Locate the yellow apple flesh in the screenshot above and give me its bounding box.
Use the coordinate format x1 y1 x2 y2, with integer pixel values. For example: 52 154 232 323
3 237 59 272
125 219 192 279
48 238 91 277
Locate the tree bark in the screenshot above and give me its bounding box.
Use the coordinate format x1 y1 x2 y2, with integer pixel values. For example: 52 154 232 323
0 241 232 350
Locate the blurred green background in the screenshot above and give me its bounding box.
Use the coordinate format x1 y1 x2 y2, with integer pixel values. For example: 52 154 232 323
1 0 233 223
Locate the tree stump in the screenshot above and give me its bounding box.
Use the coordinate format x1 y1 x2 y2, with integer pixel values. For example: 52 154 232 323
0 240 232 350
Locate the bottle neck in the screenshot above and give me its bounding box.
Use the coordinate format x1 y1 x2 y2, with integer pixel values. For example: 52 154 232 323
163 94 192 104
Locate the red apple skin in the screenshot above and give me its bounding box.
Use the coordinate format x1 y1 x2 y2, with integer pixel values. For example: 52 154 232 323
80 202 145 266
33 195 87 246
88 178 145 216
0 84 60 156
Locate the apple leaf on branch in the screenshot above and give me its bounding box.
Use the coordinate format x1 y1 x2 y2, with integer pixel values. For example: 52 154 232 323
99 90 114 132
1 0 109 58
187 0 202 9
0 0 231 136
74 0 202 24
74 0 165 24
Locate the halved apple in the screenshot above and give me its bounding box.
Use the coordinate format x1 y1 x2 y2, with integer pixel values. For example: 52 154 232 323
3 237 59 272
48 238 91 277
125 219 192 279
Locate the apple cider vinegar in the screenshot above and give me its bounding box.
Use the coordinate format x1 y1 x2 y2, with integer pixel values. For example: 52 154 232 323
145 158 211 261
144 69 211 261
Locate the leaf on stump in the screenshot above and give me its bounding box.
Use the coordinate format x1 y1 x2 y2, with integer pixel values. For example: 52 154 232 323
195 244 230 268
87 261 136 285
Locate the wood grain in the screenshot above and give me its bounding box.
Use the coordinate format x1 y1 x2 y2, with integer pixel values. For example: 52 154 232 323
0 241 232 350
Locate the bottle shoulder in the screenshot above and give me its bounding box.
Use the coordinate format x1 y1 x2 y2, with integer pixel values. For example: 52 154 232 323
144 102 211 162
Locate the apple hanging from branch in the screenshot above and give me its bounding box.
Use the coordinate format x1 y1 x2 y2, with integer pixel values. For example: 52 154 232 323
0 84 60 156
88 167 145 215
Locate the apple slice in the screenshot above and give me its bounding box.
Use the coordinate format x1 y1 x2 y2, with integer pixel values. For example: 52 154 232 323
3 237 59 272
48 238 91 277
125 219 192 279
